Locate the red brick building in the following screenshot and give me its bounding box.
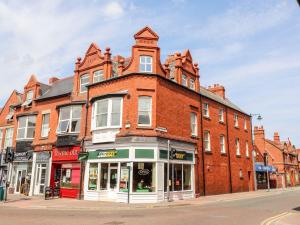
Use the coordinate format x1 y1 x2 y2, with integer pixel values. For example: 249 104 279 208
254 126 300 188
2 26 254 202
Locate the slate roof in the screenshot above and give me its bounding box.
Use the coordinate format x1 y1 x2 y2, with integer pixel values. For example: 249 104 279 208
199 86 248 115
36 77 73 101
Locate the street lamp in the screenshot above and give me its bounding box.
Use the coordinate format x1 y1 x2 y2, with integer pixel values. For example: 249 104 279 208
264 152 271 192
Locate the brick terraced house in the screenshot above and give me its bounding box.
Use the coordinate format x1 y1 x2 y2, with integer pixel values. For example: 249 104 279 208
254 126 300 189
1 26 255 202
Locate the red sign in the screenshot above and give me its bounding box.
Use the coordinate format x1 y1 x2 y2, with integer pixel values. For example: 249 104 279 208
52 146 80 161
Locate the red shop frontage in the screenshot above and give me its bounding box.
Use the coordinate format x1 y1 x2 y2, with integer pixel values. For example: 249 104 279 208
50 146 81 198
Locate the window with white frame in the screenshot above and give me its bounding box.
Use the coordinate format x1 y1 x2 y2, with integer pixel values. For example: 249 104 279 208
41 113 50 138
220 135 226 154
244 118 247 130
203 103 209 118
219 108 224 122
189 79 195 90
236 138 240 155
92 98 122 129
0 129 3 150
57 106 82 133
5 106 14 121
182 74 187 86
139 56 152 73
138 96 152 126
190 112 197 136
234 113 239 127
246 141 249 157
80 74 89 93
4 128 13 149
17 116 36 140
22 90 34 107
204 131 211 152
93 70 104 83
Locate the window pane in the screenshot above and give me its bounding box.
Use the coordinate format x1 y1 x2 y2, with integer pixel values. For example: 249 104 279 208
96 114 107 127
60 107 70 120
88 163 98 190
138 113 150 125
183 164 191 190
71 120 80 133
26 127 35 138
17 128 25 139
174 164 182 191
28 116 36 127
58 120 69 133
43 114 50 124
133 162 155 192
72 106 81 119
146 64 152 72
97 100 108 114
100 163 108 190
18 117 27 128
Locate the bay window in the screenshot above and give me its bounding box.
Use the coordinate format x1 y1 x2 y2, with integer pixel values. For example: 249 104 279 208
92 98 122 129
57 106 82 133
138 96 152 126
17 116 36 139
80 74 89 93
139 56 152 73
190 112 197 136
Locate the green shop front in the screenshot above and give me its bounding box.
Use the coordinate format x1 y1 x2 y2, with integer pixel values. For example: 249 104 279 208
83 145 195 203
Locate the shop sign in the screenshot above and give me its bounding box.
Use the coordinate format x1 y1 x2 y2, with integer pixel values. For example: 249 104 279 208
98 150 117 158
52 147 80 161
78 152 89 161
88 149 129 160
138 169 150 176
14 151 33 162
36 152 51 163
159 149 193 161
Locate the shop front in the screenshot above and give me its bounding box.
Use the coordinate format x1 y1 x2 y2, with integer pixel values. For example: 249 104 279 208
255 163 277 189
51 146 81 198
84 139 195 203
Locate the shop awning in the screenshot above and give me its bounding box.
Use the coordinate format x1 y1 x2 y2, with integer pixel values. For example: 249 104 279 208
255 163 277 173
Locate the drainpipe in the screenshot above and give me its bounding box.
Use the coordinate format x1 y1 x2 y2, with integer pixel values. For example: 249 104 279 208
78 90 90 200
225 107 233 193
199 95 206 196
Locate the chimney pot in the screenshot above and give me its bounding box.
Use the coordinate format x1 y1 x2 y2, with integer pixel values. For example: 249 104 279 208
49 77 59 85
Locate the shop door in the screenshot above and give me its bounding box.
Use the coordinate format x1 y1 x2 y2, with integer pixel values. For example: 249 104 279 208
15 170 26 194
109 165 118 192
34 164 47 195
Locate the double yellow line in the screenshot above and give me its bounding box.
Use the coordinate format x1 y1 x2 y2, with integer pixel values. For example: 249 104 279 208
260 212 291 225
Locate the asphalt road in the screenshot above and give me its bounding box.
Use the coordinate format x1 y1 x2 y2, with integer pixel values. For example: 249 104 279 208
0 190 300 225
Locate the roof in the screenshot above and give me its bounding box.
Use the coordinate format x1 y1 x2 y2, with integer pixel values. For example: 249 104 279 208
36 77 73 101
199 86 248 115
39 83 51 95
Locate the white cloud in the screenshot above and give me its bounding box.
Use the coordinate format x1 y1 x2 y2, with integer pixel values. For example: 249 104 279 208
103 2 124 18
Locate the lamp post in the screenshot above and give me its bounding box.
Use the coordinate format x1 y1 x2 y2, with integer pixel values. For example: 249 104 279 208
264 152 271 192
250 113 263 191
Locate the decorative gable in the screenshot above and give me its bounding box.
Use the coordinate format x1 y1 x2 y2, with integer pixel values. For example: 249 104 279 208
134 26 159 47
78 43 103 71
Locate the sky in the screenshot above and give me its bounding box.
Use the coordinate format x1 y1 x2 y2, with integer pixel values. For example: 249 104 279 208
0 0 299 146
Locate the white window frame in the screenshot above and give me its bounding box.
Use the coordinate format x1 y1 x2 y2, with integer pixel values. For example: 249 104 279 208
92 98 123 130
204 131 211 152
182 74 187 87
244 118 247 130
203 103 209 118
80 74 89 93
219 108 224 122
41 113 50 138
57 106 82 134
236 138 240 156
234 113 239 127
139 56 153 73
189 79 195 90
190 112 197 136
246 141 249 157
138 96 152 127
93 70 104 83
17 116 36 140
220 135 226 154
4 127 13 149
22 90 34 107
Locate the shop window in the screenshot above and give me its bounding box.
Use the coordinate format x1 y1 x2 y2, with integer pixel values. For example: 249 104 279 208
88 163 98 190
164 163 192 192
17 116 36 140
93 70 104 83
183 164 192 190
139 56 152 73
138 96 152 126
119 163 130 192
80 74 89 93
100 163 108 190
61 167 80 189
92 98 122 129
190 112 197 136
57 106 82 134
174 164 183 191
133 162 156 192
41 113 50 138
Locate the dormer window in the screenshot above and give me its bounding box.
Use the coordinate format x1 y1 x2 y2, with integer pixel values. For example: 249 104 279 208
189 79 195 90
93 70 104 83
22 90 33 107
139 56 152 73
182 74 187 87
5 106 14 121
80 74 89 93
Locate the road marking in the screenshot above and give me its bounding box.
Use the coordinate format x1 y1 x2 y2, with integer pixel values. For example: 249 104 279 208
260 212 291 225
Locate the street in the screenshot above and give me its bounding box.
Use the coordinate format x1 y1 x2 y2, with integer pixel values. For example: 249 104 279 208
0 189 300 225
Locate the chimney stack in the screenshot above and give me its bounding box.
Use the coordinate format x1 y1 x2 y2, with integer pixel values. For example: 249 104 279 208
274 132 280 144
208 84 225 99
49 77 60 85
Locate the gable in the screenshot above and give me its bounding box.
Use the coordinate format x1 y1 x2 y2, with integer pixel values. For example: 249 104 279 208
79 43 103 71
134 26 159 40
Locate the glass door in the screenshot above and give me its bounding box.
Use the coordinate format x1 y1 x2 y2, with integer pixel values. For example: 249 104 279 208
15 169 26 193
35 164 47 195
109 163 118 191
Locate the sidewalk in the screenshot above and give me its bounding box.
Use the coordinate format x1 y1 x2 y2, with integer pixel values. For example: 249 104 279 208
1 187 300 211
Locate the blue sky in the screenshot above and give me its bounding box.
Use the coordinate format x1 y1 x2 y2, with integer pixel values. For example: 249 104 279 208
0 0 299 145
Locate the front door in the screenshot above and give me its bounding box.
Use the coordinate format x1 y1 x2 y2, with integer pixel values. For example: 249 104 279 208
34 164 47 195
109 166 118 191
15 169 26 194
